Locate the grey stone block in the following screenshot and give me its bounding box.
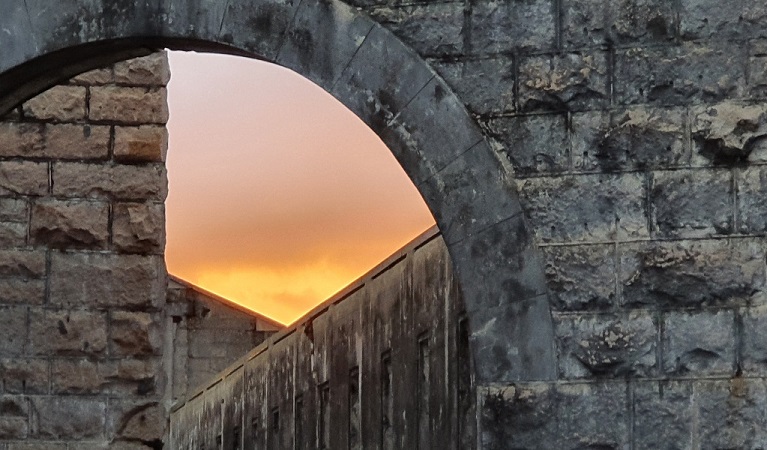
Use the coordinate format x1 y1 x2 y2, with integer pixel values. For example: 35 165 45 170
516 172 648 243
219 0 300 61
479 384 558 449
542 244 617 311
431 56 515 116
633 381 694 450
663 309 735 376
691 102 767 166
485 113 568 175
749 39 767 97
695 379 767 449
572 107 687 172
680 0 767 40
519 51 609 112
741 304 767 374
469 0 556 54
651 169 732 238
556 382 630 449
0 198 27 223
615 43 747 106
611 0 677 43
367 3 464 57
620 239 765 308
555 311 657 378
738 166 767 234
28 309 108 357
0 307 26 357
30 397 107 440
561 0 606 48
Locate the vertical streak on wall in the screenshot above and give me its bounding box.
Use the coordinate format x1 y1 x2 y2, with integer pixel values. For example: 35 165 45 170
380 350 394 450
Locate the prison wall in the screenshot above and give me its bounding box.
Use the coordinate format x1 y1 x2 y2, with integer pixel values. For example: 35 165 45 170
169 228 477 450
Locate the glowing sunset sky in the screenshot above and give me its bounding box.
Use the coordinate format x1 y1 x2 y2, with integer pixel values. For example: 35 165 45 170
165 51 435 325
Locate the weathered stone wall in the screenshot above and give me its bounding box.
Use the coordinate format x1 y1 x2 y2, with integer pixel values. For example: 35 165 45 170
169 228 476 450
0 53 169 448
165 276 281 402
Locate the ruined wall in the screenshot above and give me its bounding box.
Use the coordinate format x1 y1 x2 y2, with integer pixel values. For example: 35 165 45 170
169 228 477 450
0 54 169 448
165 276 281 402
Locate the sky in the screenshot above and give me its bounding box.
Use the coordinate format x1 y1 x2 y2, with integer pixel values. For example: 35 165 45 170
164 51 436 325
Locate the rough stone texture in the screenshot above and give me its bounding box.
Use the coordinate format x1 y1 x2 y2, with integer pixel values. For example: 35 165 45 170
21 86 86 122
53 162 167 201
30 200 110 250
44 124 110 160
114 53 171 86
662 309 736 376
114 126 168 163
431 56 515 116
28 309 108 357
485 113 568 175
543 244 616 311
89 87 169 124
112 203 165 254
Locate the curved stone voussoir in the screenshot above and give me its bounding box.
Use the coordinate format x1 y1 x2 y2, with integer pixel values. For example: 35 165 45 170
161 0 232 43
219 0 302 62
0 1 38 70
275 0 376 90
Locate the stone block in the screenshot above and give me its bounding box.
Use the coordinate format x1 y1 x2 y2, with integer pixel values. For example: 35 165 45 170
484 113 568 175
28 309 108 357
680 0 767 40
114 52 171 86
0 396 29 439
0 223 26 247
22 85 86 122
650 169 732 238
110 311 162 357
367 3 463 57
0 279 45 305
51 359 108 394
70 67 114 85
112 202 165 254
113 126 168 163
0 359 49 394
30 199 109 250
691 102 767 166
49 253 165 310
431 56 515 116
89 86 169 124
0 306 27 356
572 107 687 172
30 397 106 439
610 0 677 43
662 309 735 376
52 162 167 201
741 304 767 374
519 51 609 112
0 123 44 158
8 444 67 450
615 44 746 106
469 0 556 54
0 250 45 278
43 124 110 160
0 198 27 223
51 358 159 396
633 381 694 450
479 384 558 449
555 311 657 378
0 161 48 196
556 382 630 448
620 239 765 308
561 0 606 48
695 379 767 448
542 244 616 311
749 39 767 97
738 166 767 234
107 401 164 441
516 172 647 243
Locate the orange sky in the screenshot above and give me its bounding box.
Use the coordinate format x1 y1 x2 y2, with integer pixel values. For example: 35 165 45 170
165 51 435 325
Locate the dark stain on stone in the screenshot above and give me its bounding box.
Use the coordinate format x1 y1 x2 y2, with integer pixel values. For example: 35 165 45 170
57 320 68 335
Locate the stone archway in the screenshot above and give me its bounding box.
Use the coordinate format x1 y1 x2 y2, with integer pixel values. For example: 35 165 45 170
0 0 556 386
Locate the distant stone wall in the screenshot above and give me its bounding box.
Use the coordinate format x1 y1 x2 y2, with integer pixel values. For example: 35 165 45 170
0 53 169 448
165 276 281 402
169 229 477 450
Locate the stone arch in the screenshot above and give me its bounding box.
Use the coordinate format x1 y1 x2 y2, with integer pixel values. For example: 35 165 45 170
0 0 555 383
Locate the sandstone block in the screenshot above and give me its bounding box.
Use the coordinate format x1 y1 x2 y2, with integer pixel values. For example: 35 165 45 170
28 308 108 356
555 311 657 378
114 125 168 163
633 381 694 450
694 379 767 448
662 309 735 376
110 311 162 357
431 56 515 115
31 397 106 439
51 358 159 396
0 306 27 356
469 0 555 54
691 102 767 166
0 249 45 278
620 239 765 308
615 44 746 105
107 401 164 441
651 169 732 238
367 4 463 57
0 358 49 394
0 161 48 196
516 172 647 243
22 85 86 122
572 107 687 172
53 162 167 201
0 223 26 247
0 198 28 222
114 52 171 86
485 113 567 175
44 123 110 160
70 67 114 85
49 253 165 309
738 165 767 233
519 51 609 112
89 86 169 124
0 122 44 157
542 244 616 311
51 359 107 394
0 279 45 305
0 396 29 439
30 199 109 250
112 202 165 254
